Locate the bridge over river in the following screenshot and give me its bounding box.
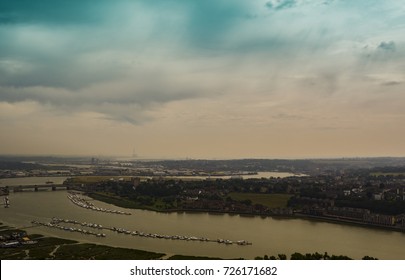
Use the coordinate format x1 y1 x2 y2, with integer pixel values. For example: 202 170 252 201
4 184 71 192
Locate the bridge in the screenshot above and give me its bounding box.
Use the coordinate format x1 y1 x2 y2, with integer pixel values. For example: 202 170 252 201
4 184 72 192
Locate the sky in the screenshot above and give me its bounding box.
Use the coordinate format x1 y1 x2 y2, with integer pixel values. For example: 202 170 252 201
1 0 405 159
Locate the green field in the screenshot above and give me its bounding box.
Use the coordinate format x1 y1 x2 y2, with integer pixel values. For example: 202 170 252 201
228 193 292 209
87 192 147 209
88 192 178 211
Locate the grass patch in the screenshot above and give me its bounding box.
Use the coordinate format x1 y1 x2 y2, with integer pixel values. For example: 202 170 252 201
87 192 168 211
1 241 164 260
33 236 77 247
0 235 73 260
0 232 164 260
229 193 292 209
0 249 27 260
87 192 148 210
27 247 56 259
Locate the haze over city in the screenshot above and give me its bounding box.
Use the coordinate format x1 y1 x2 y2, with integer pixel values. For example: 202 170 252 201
1 0 404 159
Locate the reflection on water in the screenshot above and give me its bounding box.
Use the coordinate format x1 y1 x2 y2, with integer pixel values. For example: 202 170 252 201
1 190 404 259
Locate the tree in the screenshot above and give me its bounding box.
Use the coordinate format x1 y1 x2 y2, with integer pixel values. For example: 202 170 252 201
362 256 378 260
290 252 305 260
277 254 287 260
242 199 252 206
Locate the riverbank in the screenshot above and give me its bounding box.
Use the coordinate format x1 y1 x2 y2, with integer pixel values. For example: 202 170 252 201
87 192 161 211
86 191 289 216
87 192 405 234
0 224 164 260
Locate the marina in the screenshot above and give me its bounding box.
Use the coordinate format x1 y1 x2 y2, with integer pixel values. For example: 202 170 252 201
31 217 252 246
31 220 106 238
67 192 131 215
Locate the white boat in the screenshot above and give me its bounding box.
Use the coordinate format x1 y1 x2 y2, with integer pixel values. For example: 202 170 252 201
4 197 10 208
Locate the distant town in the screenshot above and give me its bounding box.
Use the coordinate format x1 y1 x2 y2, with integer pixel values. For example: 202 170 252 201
1 156 405 233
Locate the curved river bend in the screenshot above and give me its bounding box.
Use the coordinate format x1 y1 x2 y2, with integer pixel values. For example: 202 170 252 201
1 190 405 259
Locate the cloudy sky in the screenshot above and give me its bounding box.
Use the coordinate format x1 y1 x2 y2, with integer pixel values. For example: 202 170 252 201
1 0 404 159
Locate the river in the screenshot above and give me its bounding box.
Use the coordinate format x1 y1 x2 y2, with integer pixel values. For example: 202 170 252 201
0 177 68 187
161 171 305 180
1 189 404 259
0 172 297 188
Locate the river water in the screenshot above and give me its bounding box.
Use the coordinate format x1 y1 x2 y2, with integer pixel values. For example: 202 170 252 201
0 172 296 188
1 188 404 259
0 177 68 187
162 171 304 180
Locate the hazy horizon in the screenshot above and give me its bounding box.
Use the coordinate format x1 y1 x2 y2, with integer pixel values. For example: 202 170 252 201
1 153 405 162
1 1 405 159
